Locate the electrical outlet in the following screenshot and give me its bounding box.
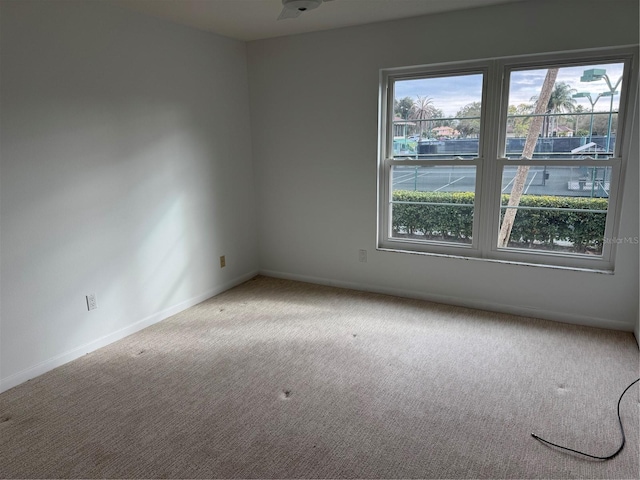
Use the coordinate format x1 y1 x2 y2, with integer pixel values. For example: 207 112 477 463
220 255 226 268
86 294 97 311
358 249 367 263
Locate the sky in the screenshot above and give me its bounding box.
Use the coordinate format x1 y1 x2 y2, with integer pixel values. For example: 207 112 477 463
394 62 625 117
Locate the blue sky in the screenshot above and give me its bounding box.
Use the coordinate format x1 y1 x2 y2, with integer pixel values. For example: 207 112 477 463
394 62 624 117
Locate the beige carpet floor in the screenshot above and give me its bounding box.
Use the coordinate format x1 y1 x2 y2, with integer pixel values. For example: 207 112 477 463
0 275 638 479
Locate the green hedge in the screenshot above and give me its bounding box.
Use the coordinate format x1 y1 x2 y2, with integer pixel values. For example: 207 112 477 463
392 191 475 242
392 190 608 253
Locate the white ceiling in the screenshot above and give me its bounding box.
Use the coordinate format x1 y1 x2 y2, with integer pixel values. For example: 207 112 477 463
109 0 526 41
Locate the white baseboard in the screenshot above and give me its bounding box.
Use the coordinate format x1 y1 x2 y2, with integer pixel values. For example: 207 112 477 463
259 269 633 333
0 271 258 394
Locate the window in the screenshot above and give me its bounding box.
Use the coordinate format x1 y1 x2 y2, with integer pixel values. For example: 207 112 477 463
378 48 637 270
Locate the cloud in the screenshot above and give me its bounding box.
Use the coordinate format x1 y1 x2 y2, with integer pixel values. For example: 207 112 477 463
394 62 625 116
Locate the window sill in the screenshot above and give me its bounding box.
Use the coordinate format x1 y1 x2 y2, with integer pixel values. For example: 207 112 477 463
376 246 615 274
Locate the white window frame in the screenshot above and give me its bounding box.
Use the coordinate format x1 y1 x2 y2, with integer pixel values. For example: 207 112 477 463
377 47 638 272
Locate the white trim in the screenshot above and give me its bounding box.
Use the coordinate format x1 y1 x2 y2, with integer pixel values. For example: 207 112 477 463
377 247 614 274
260 269 632 332
0 270 258 394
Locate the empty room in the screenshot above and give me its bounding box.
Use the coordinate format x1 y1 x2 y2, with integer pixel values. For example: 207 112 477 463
0 0 638 478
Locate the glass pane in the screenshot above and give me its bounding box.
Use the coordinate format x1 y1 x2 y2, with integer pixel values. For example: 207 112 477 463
498 165 611 255
391 165 476 244
393 73 484 159
505 62 624 159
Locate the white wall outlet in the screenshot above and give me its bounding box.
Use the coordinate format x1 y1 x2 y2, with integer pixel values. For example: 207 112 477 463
86 294 97 311
358 249 367 263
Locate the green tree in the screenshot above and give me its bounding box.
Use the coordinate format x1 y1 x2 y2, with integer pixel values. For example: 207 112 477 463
394 97 415 120
507 103 534 137
573 104 586 135
591 113 618 137
454 102 482 138
430 108 448 126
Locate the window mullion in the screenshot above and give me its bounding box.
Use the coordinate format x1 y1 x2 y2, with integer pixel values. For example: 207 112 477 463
476 60 503 258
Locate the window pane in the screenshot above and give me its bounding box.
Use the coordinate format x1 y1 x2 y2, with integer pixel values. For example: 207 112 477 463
498 165 611 255
391 165 476 244
393 73 483 159
505 63 624 159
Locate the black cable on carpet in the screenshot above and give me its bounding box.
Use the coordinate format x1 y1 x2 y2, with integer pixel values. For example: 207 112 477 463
532 378 639 460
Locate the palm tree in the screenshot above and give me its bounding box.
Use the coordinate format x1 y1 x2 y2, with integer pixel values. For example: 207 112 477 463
411 95 436 137
530 81 577 137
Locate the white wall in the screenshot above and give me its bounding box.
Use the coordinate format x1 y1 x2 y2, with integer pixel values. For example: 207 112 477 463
248 0 639 332
0 0 258 390
1 0 637 392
